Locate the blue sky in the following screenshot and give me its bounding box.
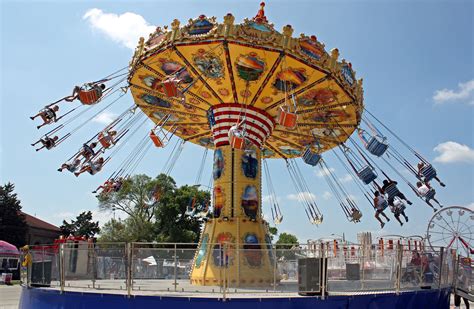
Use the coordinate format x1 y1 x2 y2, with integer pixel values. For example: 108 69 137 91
1 0 473 243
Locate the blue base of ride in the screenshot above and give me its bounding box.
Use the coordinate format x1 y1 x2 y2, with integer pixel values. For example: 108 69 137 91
19 286 451 309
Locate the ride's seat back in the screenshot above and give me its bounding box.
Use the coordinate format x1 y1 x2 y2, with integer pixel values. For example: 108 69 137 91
98 132 112 149
366 136 388 157
302 147 321 166
311 215 323 225
424 188 436 200
393 197 406 213
273 215 283 225
377 200 389 211
357 165 377 184
162 78 180 97
78 87 102 105
228 128 246 150
277 107 297 128
351 210 362 221
149 130 164 147
421 164 437 182
385 183 400 199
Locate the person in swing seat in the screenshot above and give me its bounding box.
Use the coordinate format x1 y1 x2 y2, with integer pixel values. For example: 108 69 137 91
416 181 443 210
374 191 390 228
66 83 106 104
30 105 59 129
75 142 98 163
58 159 82 173
74 157 105 177
390 198 409 226
381 179 413 206
417 162 446 187
31 135 59 151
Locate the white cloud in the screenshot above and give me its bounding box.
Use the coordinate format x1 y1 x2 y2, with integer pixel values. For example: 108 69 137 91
467 203 474 210
433 141 474 164
338 174 353 183
433 79 474 105
287 192 316 202
322 191 332 200
93 111 117 125
83 9 156 49
315 167 335 178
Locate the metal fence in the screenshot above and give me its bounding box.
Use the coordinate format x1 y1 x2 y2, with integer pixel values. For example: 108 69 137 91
21 242 472 300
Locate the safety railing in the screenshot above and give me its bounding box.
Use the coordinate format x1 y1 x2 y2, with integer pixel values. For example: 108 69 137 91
21 242 466 300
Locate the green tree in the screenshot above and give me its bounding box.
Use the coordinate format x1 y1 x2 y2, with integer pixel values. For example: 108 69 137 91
275 232 299 260
154 184 209 243
98 174 176 222
0 183 27 247
268 226 278 242
97 174 209 243
60 211 100 238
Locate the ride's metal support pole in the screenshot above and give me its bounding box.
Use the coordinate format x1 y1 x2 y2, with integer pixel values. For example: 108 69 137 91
273 244 277 292
438 247 444 289
173 244 177 292
395 244 402 295
321 243 326 300
453 254 460 293
92 245 97 289
223 244 227 302
126 243 132 297
42 247 45 285
60 243 65 294
361 246 366 290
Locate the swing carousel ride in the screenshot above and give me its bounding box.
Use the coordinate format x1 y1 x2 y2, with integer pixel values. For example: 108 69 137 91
30 3 471 286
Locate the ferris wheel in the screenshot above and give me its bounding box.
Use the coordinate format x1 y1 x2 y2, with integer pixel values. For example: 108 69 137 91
426 206 474 256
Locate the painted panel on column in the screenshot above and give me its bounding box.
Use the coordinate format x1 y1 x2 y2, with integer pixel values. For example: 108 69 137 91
212 232 235 267
213 149 224 180
195 234 209 269
241 185 258 219
213 186 224 218
241 150 258 179
243 233 262 267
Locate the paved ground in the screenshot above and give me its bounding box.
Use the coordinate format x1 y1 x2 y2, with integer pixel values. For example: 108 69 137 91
0 285 21 309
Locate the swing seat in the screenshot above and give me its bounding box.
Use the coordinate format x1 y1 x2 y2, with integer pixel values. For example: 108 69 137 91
385 183 400 199
273 215 283 225
421 164 437 182
277 108 297 128
424 188 436 200
351 210 362 222
162 78 180 97
78 88 102 105
366 136 388 157
311 215 323 225
98 132 112 149
149 131 164 147
393 198 406 213
302 148 322 166
229 129 246 149
377 200 389 211
357 165 377 184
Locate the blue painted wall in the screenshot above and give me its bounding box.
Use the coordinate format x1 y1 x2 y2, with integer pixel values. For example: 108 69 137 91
19 287 451 309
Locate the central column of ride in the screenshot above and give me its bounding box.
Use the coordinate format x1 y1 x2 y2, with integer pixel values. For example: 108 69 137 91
191 104 275 287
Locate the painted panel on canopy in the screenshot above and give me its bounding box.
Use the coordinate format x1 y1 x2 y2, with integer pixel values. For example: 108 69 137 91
175 43 233 104
227 43 280 105
295 79 352 112
300 104 358 126
252 54 327 110
131 89 207 126
130 66 211 114
142 49 219 106
131 86 206 117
